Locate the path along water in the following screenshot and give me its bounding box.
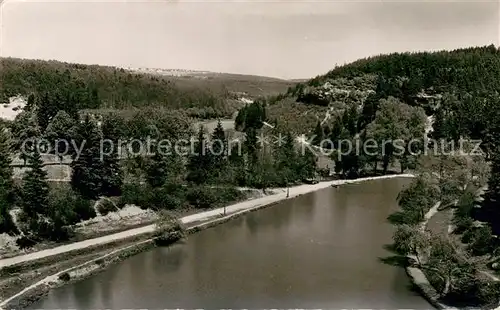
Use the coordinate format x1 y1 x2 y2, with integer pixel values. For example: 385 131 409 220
29 178 432 309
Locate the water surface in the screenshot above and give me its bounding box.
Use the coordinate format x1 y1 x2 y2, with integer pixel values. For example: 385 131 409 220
31 178 432 309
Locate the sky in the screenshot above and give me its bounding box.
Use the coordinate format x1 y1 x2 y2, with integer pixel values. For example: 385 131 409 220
1 0 499 79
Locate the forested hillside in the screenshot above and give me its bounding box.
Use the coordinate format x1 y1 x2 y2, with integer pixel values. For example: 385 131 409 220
0 57 293 119
266 45 500 141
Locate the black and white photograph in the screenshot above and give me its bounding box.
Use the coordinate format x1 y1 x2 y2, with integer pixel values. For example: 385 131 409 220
0 0 500 309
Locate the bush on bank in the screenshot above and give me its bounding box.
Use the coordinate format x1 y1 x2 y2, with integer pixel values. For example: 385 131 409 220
15 187 96 246
120 182 246 211
153 210 186 246
120 182 152 209
96 198 121 216
388 176 439 226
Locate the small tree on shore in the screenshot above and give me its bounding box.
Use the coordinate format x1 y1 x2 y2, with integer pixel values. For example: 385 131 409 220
154 210 186 246
392 224 429 265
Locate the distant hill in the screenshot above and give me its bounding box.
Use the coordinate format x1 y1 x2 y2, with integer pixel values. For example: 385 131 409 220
125 67 296 97
0 58 295 119
127 67 288 81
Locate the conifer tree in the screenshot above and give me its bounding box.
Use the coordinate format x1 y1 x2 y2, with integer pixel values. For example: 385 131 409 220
45 110 75 162
100 114 124 196
297 145 317 180
26 93 36 110
146 150 169 188
235 105 247 131
275 132 298 184
21 144 49 222
227 141 245 185
0 127 18 235
210 120 227 179
70 115 104 200
86 87 101 109
11 109 41 165
63 92 79 120
187 126 212 184
358 92 380 131
244 126 259 167
312 121 324 146
244 101 266 130
36 92 59 132
431 107 447 140
344 105 358 136
330 117 343 145
100 148 123 196
146 148 185 189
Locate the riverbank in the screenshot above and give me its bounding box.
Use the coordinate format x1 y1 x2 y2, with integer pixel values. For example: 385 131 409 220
0 174 413 269
0 187 266 259
404 201 500 310
404 201 457 310
0 174 413 310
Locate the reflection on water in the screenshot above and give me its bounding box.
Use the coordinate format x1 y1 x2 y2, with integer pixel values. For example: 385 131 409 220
30 178 432 309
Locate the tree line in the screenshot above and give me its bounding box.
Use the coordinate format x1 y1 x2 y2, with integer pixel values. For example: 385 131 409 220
0 95 318 245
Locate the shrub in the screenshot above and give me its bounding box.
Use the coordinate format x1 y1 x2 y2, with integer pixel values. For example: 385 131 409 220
440 276 500 308
58 272 70 281
154 210 186 246
0 207 19 236
218 187 245 204
120 182 152 209
477 281 500 306
49 187 96 224
468 226 494 256
456 191 476 218
17 187 95 242
72 195 96 222
97 199 119 216
149 183 186 210
186 186 219 209
162 182 187 198
31 215 75 242
152 190 183 210
461 227 475 244
15 234 39 249
453 215 473 234
95 258 105 266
